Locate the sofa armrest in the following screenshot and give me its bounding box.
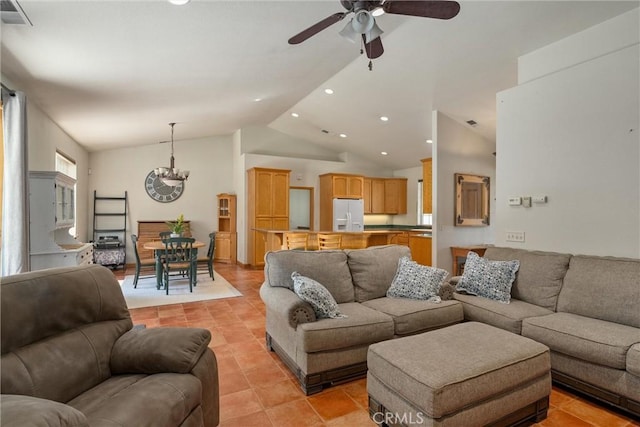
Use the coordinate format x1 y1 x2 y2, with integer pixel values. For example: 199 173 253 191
1 394 88 427
260 282 316 328
110 327 211 374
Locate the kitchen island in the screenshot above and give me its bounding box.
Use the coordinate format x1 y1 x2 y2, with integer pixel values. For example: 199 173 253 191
252 227 432 267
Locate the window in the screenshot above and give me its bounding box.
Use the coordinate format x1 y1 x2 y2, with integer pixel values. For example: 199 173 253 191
55 151 77 236
416 180 433 226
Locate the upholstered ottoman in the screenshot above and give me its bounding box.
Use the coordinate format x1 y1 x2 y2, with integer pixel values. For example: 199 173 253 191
367 322 550 426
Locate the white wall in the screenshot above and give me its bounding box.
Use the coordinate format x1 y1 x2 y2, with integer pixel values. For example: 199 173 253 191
434 111 496 272
88 134 233 262
2 74 91 243
496 11 640 257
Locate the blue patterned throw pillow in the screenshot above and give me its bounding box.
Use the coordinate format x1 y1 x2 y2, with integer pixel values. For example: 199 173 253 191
292 272 346 319
456 252 520 303
387 257 447 302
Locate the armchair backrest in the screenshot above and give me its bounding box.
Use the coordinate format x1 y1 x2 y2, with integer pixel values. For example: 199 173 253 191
1 265 133 403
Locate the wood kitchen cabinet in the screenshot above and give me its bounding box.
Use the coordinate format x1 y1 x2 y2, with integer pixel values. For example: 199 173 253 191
384 178 407 214
321 173 364 199
363 177 407 215
422 158 433 214
215 193 237 264
247 167 290 267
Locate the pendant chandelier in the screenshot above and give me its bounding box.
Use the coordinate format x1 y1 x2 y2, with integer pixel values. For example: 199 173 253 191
154 122 190 187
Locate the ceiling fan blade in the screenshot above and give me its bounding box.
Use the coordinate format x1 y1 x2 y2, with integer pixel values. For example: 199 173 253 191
288 12 347 45
362 34 383 59
383 1 460 20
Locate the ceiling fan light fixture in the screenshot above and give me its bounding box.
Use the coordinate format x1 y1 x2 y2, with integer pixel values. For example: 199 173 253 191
371 7 385 17
339 19 359 43
365 21 384 43
351 10 375 34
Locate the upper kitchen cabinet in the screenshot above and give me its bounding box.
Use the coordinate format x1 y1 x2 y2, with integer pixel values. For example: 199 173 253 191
363 177 407 215
422 158 433 214
384 178 408 214
321 173 364 199
247 167 291 267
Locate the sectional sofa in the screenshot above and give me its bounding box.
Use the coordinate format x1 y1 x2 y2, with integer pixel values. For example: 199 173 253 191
260 245 463 394
450 247 640 417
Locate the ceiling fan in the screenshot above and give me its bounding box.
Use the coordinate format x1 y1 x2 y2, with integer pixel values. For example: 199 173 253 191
288 1 461 62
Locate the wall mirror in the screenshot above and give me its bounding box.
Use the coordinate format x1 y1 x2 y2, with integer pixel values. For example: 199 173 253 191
455 173 490 226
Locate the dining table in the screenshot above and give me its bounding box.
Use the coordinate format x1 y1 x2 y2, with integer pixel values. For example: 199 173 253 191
143 240 206 289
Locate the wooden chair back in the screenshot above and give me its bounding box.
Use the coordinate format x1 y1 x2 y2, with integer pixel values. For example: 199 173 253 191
285 232 308 250
317 233 342 250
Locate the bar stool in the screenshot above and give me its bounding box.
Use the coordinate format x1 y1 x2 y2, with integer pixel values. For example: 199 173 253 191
317 233 342 250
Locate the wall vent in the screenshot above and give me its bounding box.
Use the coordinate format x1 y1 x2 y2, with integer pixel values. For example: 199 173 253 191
1 0 32 25
466 119 478 127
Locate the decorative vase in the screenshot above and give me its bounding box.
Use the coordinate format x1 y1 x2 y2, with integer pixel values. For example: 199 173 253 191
170 232 181 238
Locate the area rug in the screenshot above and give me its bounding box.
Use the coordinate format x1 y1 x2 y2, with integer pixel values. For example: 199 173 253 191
120 271 242 309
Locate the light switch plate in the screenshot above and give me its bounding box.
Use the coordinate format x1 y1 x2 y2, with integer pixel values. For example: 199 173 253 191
508 197 522 206
533 195 547 203
522 197 532 208
506 231 525 242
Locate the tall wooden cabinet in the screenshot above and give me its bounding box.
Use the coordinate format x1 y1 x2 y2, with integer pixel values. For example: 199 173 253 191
215 193 237 264
247 168 290 267
422 158 433 214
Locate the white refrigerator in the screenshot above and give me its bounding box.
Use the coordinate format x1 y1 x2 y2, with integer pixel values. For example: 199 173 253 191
333 198 364 232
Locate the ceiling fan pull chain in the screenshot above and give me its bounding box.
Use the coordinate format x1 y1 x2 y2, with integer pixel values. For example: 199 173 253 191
368 60 373 71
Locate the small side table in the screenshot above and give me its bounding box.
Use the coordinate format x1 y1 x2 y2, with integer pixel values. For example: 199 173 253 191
451 246 488 276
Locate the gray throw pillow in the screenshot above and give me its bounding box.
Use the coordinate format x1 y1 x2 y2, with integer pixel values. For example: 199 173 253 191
387 256 447 302
292 272 346 319
456 252 520 303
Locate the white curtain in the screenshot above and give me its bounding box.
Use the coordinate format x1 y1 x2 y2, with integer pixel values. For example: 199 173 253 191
1 89 29 276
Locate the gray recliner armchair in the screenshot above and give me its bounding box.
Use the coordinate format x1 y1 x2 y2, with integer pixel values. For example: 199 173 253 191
1 264 219 427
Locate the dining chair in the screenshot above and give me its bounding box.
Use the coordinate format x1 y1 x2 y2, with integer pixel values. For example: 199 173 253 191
317 233 342 250
197 232 216 280
130 234 156 287
159 231 172 240
161 237 197 295
285 232 308 250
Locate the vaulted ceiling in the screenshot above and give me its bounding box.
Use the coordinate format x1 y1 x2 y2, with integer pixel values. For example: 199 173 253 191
2 1 637 169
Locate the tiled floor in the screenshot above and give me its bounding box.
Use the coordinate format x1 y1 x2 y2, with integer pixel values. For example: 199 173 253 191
116 264 639 427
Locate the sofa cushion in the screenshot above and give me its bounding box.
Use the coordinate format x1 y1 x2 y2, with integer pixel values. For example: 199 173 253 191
345 245 411 302
453 293 554 335
68 373 202 427
522 312 640 370
1 394 88 427
387 257 448 302
264 250 355 303
292 272 346 319
628 343 640 377
362 297 463 336
556 255 640 328
456 252 519 303
297 302 394 353
484 247 571 311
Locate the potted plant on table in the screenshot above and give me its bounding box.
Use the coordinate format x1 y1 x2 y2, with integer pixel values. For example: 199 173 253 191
167 214 185 238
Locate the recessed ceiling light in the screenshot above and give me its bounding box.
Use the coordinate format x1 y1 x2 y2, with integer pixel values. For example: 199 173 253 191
291 112 299 118
339 133 347 138
168 0 190 5
426 139 433 144
380 116 389 122
324 88 334 95
381 151 388 156
254 98 262 102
